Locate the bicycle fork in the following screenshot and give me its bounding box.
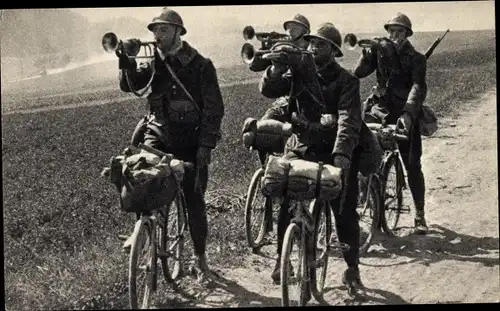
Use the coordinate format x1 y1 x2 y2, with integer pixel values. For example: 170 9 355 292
290 202 314 298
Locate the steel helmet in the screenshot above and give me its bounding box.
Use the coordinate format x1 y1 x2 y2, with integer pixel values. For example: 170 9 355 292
303 22 343 57
384 12 413 37
283 14 311 32
147 7 187 36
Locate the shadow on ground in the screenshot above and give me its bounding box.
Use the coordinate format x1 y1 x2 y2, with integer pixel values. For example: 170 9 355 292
362 224 499 267
319 285 411 305
158 272 283 308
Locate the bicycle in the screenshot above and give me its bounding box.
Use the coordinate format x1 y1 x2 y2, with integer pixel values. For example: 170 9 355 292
105 143 192 309
366 123 411 236
260 160 348 306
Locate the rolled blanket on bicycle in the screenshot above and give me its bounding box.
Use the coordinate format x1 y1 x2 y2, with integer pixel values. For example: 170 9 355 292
261 155 343 200
101 151 185 213
242 118 293 153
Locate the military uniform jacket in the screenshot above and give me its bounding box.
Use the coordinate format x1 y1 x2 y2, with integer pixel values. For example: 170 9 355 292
354 39 427 123
258 59 365 162
120 41 225 149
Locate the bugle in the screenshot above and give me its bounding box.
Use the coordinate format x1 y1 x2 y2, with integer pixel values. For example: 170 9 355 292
241 25 293 72
241 41 313 69
343 33 382 50
243 25 291 43
102 32 156 60
101 32 156 97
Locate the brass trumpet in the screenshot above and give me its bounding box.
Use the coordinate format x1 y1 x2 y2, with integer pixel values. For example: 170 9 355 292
102 32 156 59
343 33 383 51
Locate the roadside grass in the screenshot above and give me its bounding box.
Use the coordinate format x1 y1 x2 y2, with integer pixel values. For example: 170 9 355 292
2 32 496 310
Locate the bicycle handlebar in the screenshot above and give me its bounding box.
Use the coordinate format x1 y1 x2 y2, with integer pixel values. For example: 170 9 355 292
137 143 195 170
366 123 409 141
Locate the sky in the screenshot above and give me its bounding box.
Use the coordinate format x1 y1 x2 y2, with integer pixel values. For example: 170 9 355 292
69 1 495 35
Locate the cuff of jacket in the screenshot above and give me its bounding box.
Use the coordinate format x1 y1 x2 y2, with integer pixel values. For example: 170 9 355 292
198 132 219 149
402 103 419 120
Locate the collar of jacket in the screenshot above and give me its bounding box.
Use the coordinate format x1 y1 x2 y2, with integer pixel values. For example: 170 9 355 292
156 41 198 67
395 39 416 55
293 37 309 50
317 59 342 82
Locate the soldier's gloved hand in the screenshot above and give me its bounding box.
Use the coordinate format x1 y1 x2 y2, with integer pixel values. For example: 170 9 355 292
396 112 413 135
320 114 337 128
123 39 142 57
333 155 351 170
290 112 309 129
118 53 135 70
196 147 212 168
268 62 289 78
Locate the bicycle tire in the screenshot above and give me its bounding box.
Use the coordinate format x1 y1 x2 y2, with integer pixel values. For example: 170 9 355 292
161 192 186 283
244 168 270 249
381 155 403 234
281 222 309 306
310 199 332 300
129 220 154 309
358 176 381 255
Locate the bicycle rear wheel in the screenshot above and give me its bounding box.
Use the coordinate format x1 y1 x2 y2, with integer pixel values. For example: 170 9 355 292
358 175 381 255
381 155 403 234
160 191 186 283
129 220 155 309
244 168 270 249
310 199 332 300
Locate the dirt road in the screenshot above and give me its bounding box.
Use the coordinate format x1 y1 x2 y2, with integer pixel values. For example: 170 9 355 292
162 88 499 307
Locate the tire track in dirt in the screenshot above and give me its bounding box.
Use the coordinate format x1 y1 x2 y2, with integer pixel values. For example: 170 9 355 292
159 88 499 307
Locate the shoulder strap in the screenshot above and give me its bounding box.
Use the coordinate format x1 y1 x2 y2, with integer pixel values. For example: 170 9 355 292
164 61 202 116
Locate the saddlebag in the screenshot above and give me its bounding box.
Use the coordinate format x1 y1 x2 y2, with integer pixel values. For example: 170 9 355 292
261 155 343 201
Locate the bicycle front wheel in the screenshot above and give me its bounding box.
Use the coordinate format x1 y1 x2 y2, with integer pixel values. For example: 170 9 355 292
358 175 381 255
129 220 155 309
160 191 186 283
310 199 332 300
244 168 270 249
281 222 309 306
381 155 403 234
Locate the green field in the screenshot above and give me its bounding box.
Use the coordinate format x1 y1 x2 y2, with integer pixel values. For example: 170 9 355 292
2 29 496 310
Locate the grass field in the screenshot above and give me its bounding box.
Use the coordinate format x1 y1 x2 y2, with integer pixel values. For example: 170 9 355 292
2 29 496 310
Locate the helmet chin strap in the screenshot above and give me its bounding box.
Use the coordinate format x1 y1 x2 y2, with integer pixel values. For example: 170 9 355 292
167 28 179 55
157 27 180 56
